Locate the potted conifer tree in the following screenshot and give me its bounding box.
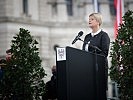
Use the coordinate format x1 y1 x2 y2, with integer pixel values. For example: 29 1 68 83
110 10 133 100
0 28 46 100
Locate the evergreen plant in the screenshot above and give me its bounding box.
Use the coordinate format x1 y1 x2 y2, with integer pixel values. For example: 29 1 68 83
110 10 133 100
0 28 46 100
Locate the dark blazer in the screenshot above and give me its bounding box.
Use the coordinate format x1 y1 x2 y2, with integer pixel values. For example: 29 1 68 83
82 30 110 90
82 30 110 57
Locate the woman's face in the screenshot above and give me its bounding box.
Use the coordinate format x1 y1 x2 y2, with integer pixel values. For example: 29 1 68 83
88 16 99 28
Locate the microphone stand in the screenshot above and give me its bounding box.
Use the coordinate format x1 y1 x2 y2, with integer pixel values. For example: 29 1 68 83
94 48 99 100
78 38 101 52
78 37 100 100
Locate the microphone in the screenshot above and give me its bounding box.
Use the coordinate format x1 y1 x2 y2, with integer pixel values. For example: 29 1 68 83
72 31 83 44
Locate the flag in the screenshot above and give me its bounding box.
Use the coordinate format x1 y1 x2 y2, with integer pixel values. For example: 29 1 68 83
93 0 98 13
114 0 124 38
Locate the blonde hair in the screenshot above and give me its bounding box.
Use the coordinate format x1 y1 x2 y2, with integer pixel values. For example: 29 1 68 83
89 13 102 26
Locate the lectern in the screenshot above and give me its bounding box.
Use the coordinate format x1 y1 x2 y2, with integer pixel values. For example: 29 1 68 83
56 46 106 100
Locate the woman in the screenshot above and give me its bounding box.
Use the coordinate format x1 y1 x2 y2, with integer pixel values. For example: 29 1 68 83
82 13 110 56
82 13 110 99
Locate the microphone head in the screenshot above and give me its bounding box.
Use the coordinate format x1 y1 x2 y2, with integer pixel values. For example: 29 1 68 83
72 31 84 45
78 31 83 36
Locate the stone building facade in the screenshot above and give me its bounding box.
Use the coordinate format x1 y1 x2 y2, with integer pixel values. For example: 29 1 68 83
0 0 133 99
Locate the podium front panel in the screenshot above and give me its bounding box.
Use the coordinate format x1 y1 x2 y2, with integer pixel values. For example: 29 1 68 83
56 46 106 100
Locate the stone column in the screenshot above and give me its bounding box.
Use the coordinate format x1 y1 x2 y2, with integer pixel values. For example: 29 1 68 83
128 0 133 11
57 0 68 22
99 0 111 23
84 0 94 21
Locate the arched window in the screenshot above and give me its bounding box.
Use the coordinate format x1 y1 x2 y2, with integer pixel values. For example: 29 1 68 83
108 0 116 16
66 0 73 16
52 2 57 16
23 0 28 15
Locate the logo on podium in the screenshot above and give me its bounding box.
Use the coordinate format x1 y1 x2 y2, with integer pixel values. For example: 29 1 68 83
56 47 66 61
